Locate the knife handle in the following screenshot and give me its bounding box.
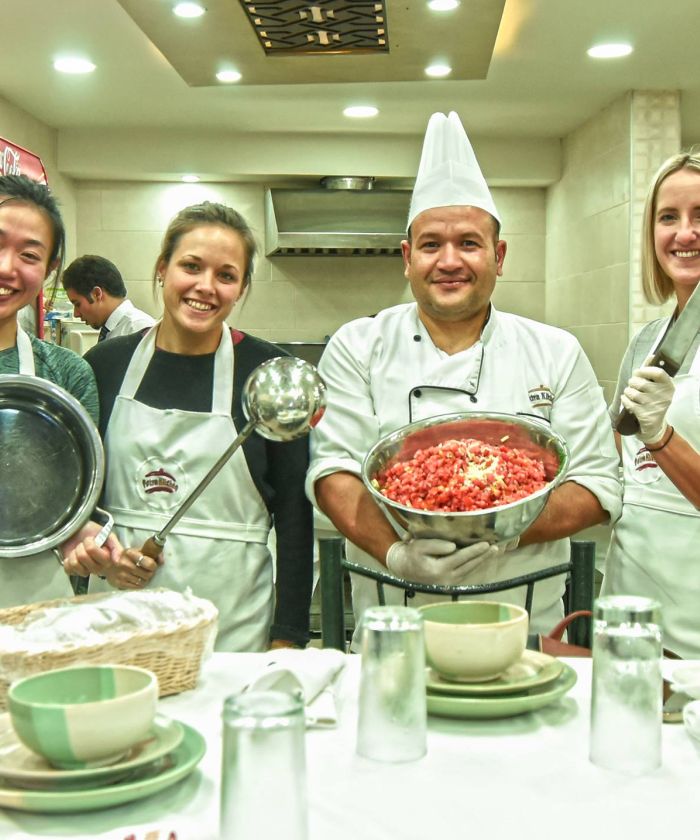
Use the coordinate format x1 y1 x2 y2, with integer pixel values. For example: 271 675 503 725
614 406 640 436
141 534 166 560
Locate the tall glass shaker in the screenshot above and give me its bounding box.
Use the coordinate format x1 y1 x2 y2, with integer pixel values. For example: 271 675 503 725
220 690 308 840
356 605 427 763
589 595 662 775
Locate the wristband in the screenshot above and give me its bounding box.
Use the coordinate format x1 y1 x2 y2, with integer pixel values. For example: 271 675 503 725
646 425 674 453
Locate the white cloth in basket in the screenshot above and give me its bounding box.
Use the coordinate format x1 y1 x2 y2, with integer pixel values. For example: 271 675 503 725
241 648 346 728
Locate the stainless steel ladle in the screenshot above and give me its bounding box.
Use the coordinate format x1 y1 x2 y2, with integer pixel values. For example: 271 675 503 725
140 356 326 559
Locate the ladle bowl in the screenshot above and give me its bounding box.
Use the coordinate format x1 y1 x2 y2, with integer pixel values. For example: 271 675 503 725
242 356 327 441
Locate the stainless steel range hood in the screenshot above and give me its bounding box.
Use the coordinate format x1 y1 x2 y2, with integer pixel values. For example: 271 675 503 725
264 183 410 257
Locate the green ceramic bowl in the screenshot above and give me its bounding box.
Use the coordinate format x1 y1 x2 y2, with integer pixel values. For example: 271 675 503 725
8 665 158 769
419 601 528 683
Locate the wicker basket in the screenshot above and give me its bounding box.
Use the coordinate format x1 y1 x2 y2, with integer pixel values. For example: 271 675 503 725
0 591 218 710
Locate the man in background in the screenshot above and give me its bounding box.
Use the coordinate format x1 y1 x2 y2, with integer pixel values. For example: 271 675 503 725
62 254 155 341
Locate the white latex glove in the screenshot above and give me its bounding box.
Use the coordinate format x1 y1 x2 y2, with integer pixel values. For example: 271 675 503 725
620 364 675 444
385 538 498 586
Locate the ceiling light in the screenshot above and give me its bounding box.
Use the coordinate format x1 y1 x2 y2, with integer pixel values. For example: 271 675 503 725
343 106 378 119
53 57 96 75
181 175 200 183
173 2 206 18
425 63 452 78
587 43 633 59
427 0 460 10
216 69 242 83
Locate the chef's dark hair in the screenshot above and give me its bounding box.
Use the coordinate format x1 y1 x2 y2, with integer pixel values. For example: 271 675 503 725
62 254 127 300
154 201 257 291
642 150 700 305
0 174 66 283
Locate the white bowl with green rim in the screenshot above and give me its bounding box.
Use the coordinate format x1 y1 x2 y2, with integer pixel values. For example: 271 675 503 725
8 665 158 769
419 601 528 683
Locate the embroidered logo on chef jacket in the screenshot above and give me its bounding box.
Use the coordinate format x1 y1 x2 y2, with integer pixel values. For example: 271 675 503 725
136 457 189 508
528 384 554 408
632 446 662 484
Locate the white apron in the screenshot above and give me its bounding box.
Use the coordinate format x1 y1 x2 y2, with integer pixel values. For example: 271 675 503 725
0 326 75 608
347 312 567 639
92 324 274 651
602 327 700 657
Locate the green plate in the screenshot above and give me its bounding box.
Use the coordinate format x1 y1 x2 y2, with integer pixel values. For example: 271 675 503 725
0 722 204 813
0 713 184 791
426 650 564 697
427 663 577 719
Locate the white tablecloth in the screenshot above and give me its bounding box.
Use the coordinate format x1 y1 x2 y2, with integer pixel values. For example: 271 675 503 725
1 654 698 840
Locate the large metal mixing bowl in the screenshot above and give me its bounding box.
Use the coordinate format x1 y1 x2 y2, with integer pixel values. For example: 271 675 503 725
361 412 570 547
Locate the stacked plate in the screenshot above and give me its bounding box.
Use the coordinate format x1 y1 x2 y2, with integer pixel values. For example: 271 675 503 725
426 650 577 719
0 712 205 813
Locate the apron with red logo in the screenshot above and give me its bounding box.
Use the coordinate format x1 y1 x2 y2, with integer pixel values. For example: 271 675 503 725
602 328 700 657
0 326 75 607
93 324 273 651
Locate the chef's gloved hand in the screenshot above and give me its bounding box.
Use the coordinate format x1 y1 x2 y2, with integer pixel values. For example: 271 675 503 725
385 538 498 586
620 364 675 445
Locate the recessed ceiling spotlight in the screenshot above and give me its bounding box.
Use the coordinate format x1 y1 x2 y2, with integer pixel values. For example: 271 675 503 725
587 43 633 59
425 63 452 78
53 56 96 75
343 105 379 118
427 0 460 10
181 175 200 183
173 2 206 18
216 69 242 83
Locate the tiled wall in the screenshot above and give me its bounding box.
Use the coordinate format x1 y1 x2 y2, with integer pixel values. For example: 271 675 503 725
74 181 546 341
628 91 680 335
545 94 632 403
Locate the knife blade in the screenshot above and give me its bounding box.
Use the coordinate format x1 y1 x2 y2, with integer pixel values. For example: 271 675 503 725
615 281 700 435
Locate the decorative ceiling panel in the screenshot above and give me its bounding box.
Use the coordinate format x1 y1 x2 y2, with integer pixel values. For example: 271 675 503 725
116 0 505 87
240 1 389 56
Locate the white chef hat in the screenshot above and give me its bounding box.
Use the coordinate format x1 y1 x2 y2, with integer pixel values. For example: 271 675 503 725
407 111 501 229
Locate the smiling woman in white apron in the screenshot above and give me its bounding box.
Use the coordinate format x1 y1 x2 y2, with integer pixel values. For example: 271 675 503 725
62 202 313 652
0 174 99 607
602 153 700 658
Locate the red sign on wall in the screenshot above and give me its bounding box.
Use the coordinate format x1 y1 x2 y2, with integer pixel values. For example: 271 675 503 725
0 137 47 184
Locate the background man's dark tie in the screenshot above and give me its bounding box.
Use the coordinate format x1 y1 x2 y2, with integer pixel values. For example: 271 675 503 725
98 325 110 342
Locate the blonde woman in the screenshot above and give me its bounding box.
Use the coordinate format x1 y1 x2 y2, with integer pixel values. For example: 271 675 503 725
602 152 700 656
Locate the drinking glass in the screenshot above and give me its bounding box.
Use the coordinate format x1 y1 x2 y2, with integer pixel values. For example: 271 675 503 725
220 690 308 840
356 605 427 763
589 595 662 775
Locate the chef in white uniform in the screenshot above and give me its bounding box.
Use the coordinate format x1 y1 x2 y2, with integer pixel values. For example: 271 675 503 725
602 152 700 658
306 111 622 635
0 174 101 607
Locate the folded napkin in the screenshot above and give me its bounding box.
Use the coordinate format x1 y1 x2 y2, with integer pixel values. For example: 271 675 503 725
241 648 346 728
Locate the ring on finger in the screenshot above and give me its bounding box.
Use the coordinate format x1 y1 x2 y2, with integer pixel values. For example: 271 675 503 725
136 555 146 569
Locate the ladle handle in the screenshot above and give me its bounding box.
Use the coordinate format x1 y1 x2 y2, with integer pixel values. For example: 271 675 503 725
141 534 166 560
139 417 257 558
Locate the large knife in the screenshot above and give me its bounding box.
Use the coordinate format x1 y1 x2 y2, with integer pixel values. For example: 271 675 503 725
616 281 700 435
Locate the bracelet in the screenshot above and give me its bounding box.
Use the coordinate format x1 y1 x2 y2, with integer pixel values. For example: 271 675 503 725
646 425 674 453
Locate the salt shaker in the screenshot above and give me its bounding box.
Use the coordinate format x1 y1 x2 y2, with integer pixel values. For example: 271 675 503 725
589 595 662 775
220 690 308 840
356 605 427 763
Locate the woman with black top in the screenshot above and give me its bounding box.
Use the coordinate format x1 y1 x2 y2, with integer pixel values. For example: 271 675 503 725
62 202 313 651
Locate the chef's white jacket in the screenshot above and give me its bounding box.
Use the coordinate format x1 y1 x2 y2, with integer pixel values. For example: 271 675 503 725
306 302 622 635
104 299 156 340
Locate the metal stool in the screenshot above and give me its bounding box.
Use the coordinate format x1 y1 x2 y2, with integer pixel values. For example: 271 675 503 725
319 538 595 651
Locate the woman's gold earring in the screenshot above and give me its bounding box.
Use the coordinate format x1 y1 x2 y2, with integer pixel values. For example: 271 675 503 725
157 275 164 287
